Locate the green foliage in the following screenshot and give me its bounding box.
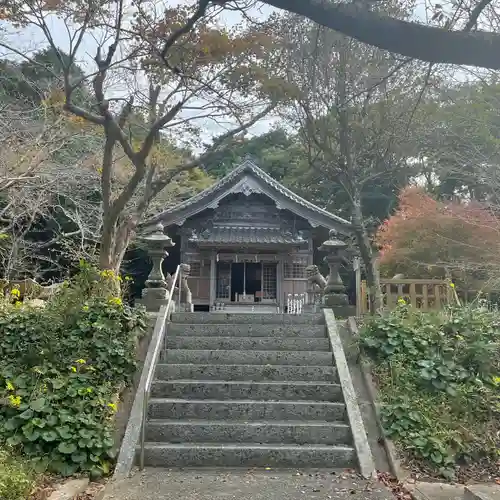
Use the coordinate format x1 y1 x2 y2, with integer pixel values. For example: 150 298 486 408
0 264 146 477
0 448 36 500
361 303 500 477
202 130 297 179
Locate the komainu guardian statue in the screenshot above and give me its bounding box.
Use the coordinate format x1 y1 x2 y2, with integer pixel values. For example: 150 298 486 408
179 263 193 312
305 265 327 292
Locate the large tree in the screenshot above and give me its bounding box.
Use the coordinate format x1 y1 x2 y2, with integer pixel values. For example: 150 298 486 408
101 0 500 70
277 11 426 311
0 1 283 274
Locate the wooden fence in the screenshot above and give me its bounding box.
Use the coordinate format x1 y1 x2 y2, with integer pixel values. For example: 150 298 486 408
360 278 454 314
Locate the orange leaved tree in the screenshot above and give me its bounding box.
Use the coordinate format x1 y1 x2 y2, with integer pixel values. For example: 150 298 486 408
376 187 500 288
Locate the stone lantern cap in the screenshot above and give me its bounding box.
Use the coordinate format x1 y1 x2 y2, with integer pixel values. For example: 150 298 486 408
139 222 174 247
318 229 348 253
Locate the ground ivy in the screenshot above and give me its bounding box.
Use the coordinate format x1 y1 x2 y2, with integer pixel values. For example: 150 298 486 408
361 302 500 477
0 265 146 477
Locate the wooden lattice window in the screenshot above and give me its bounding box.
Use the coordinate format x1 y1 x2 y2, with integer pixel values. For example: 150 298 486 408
263 263 277 299
216 262 230 299
284 262 306 279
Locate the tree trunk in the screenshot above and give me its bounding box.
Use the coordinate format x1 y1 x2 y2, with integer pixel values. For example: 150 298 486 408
99 225 116 272
351 194 383 313
99 217 135 275
333 40 383 314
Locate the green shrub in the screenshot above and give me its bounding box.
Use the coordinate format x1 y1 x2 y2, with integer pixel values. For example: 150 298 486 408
0 263 146 477
0 448 36 500
361 302 500 476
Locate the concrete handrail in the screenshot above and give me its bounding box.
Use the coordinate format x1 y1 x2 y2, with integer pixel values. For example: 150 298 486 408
324 309 376 478
139 264 181 470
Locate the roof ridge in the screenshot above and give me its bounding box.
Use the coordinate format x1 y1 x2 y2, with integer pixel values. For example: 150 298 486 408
143 158 351 231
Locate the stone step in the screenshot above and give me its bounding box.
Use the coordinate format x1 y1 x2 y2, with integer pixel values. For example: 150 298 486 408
147 399 346 421
168 323 327 338
145 419 352 445
138 442 356 468
164 349 333 366
150 380 343 401
167 336 331 352
172 313 324 325
465 484 500 500
156 364 338 382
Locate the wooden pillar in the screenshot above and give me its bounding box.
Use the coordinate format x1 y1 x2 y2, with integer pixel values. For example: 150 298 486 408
422 284 429 311
243 262 246 297
260 261 264 302
434 284 441 308
410 283 417 308
360 280 367 314
277 254 284 312
209 250 216 307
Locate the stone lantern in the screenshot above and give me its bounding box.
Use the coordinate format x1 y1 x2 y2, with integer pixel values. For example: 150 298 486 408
318 229 349 307
138 222 174 311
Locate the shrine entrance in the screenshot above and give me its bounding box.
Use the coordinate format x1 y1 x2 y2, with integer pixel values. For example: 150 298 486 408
230 263 244 301
216 259 278 304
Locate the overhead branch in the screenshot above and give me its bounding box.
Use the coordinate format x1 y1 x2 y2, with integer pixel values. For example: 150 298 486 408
63 103 105 125
464 0 494 31
160 0 211 62
0 42 57 79
210 102 277 150
136 100 185 164
262 0 500 69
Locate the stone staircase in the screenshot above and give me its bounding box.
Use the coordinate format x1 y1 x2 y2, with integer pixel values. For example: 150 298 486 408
139 312 357 468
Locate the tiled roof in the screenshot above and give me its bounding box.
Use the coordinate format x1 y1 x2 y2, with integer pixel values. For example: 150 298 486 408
143 158 352 233
190 226 308 245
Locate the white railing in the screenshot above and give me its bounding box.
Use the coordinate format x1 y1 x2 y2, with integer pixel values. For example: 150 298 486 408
286 293 306 315
139 264 181 470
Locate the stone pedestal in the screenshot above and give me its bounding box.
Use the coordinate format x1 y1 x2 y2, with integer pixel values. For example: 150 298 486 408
324 292 349 307
137 222 174 312
140 287 169 312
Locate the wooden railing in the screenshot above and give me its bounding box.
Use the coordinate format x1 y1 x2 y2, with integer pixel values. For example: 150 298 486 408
360 278 453 314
